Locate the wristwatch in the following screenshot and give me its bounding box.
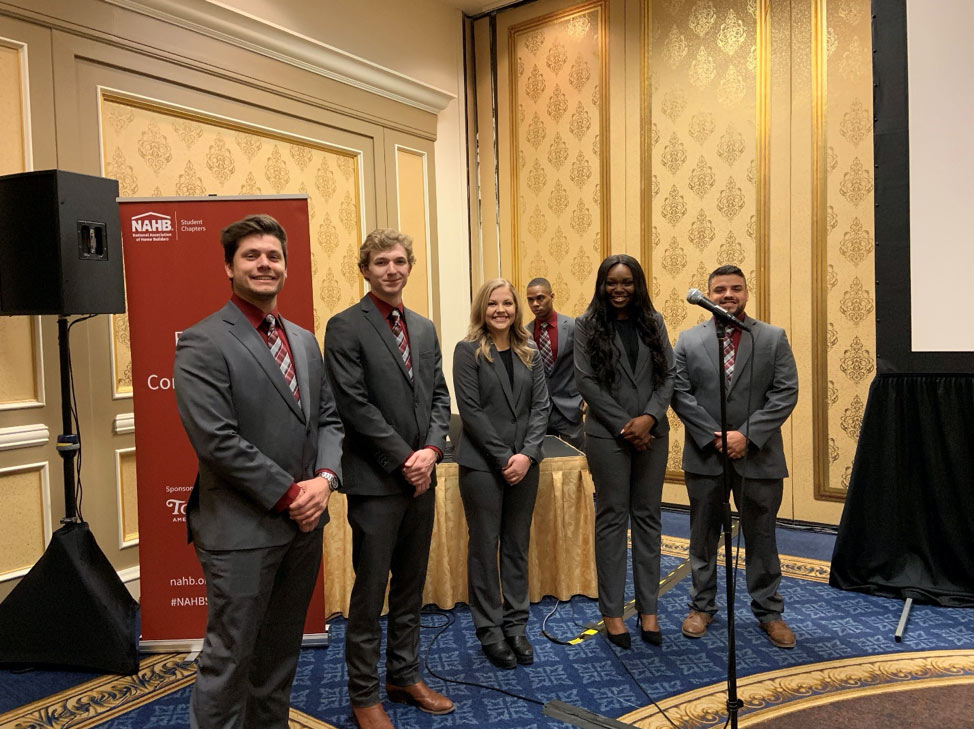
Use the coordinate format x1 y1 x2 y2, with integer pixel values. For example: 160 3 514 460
318 471 340 492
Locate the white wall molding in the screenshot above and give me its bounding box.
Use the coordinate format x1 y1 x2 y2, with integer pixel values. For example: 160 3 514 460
104 0 456 114
113 412 135 435
0 424 50 451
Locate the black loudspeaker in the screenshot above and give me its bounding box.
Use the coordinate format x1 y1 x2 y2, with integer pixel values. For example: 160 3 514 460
0 522 140 674
0 169 125 315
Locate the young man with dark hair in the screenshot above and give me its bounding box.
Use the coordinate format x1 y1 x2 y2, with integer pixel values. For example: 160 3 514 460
672 265 799 649
174 213 344 729
525 277 584 449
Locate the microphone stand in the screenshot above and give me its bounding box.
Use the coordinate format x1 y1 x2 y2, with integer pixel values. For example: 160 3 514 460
714 319 742 729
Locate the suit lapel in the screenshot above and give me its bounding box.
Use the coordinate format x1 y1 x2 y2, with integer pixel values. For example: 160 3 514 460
223 303 304 421
633 336 650 381
701 319 721 375
614 329 638 386
281 317 311 423
512 351 528 406
403 308 425 384
553 314 570 366
362 296 414 387
728 317 755 394
489 344 517 413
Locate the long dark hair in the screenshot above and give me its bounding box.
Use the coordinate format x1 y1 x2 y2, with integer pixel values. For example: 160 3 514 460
583 254 668 389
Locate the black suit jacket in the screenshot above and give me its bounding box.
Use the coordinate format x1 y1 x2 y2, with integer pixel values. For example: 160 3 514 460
324 295 451 496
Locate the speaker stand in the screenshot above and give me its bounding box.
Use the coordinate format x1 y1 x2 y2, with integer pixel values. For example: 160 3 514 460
0 315 139 674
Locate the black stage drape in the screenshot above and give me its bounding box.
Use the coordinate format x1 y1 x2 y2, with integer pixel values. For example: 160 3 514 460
830 374 974 606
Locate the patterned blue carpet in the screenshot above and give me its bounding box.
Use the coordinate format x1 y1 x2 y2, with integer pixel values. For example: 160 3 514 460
3 509 973 729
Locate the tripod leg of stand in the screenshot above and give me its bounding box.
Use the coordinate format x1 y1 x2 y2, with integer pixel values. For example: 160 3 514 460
894 597 913 642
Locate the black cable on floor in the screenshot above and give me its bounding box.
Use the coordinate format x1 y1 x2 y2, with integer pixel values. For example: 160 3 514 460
598 632 681 729
419 606 544 707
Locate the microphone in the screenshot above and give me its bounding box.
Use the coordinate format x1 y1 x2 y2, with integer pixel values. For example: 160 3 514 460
686 289 752 331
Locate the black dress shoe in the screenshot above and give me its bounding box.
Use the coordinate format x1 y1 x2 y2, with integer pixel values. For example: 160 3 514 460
640 628 663 646
482 640 517 669
605 630 631 650
505 634 534 665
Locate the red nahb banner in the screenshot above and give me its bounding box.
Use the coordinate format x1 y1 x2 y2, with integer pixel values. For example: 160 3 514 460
120 196 324 647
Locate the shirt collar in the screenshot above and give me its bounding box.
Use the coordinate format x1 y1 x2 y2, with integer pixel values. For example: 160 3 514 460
537 310 558 327
368 291 405 320
231 293 281 329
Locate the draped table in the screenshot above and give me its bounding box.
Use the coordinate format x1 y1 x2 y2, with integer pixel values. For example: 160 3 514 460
321 455 599 617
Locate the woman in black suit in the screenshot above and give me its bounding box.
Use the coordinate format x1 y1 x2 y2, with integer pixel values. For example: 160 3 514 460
453 278 550 669
574 255 674 648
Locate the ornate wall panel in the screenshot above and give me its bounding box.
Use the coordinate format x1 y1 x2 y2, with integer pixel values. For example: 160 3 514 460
99 93 365 392
0 463 50 580
115 448 138 548
0 41 41 409
649 0 765 477
396 146 431 319
0 318 40 407
0 42 25 172
510 1 609 315
813 0 876 499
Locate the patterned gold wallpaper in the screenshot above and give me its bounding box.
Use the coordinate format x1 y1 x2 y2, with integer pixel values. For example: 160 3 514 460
510 1 608 316
818 0 876 498
100 94 364 395
649 0 761 475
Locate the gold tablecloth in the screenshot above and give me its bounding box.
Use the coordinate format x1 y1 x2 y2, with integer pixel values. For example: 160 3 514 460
321 456 598 617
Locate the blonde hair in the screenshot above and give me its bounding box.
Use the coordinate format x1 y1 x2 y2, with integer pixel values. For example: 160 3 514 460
358 228 416 269
464 279 535 368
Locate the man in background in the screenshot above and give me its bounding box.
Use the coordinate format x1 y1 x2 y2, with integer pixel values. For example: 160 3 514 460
325 229 453 729
526 277 584 449
174 214 344 729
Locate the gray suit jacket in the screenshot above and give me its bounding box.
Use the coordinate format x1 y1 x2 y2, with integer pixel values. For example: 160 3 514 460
452 340 550 472
324 295 451 496
672 316 798 478
531 314 583 433
574 311 675 439
174 300 344 550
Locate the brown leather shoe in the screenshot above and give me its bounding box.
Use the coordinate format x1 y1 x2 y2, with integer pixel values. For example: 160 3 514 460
760 619 796 648
351 703 394 729
681 610 714 638
385 680 455 715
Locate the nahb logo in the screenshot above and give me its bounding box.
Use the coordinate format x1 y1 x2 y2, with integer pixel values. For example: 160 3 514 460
131 212 175 242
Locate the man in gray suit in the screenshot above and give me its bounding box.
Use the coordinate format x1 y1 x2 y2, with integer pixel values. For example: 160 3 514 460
174 214 344 729
526 277 584 449
324 229 453 729
672 265 799 649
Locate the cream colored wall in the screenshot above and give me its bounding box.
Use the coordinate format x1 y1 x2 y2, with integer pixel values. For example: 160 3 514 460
0 0 467 601
220 0 472 390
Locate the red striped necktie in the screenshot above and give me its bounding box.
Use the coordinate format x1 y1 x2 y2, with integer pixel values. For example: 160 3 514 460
538 322 555 375
389 309 413 382
722 329 735 387
264 314 301 405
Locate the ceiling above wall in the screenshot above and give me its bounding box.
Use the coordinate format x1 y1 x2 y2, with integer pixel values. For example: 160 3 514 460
438 0 524 16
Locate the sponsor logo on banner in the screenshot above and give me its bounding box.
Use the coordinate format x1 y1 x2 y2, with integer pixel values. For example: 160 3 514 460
165 483 193 524
131 212 175 242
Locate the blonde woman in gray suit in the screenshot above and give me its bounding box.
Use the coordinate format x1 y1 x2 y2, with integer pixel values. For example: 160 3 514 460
575 254 675 649
453 278 550 670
